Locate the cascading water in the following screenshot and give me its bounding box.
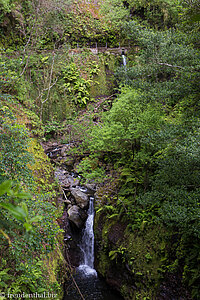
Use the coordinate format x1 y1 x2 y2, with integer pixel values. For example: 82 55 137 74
122 54 127 67
63 188 124 299
78 196 97 276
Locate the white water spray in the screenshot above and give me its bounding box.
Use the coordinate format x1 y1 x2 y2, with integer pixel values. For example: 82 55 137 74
78 196 97 276
122 54 127 67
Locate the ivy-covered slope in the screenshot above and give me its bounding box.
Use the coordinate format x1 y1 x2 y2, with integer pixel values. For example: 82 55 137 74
0 96 66 298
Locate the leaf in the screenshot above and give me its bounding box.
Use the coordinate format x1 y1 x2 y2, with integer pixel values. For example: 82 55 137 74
0 229 11 245
30 215 43 223
23 223 33 232
0 203 26 222
108 213 118 219
21 202 29 217
15 192 32 199
0 180 12 196
109 250 118 260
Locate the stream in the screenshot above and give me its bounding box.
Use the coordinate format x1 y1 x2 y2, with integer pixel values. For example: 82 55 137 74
44 144 124 300
63 272 124 300
63 186 124 300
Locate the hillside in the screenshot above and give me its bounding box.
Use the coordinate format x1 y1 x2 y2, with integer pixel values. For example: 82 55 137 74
0 0 200 299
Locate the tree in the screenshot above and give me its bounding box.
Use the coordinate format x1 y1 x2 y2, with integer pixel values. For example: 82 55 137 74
89 87 163 157
117 23 200 111
127 0 180 28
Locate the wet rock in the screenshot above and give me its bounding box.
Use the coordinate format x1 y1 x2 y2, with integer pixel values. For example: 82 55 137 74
66 175 80 187
54 168 80 188
85 183 96 191
55 168 68 181
67 205 87 228
61 145 70 157
61 210 72 240
108 223 127 245
70 187 89 209
64 234 71 242
70 198 76 205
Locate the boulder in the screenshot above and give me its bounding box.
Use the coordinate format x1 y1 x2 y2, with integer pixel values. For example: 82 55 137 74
67 205 87 228
67 204 72 210
85 183 96 192
70 187 89 209
66 175 80 187
54 168 80 188
55 168 68 181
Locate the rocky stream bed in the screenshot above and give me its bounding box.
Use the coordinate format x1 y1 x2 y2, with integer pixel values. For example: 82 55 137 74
42 141 192 300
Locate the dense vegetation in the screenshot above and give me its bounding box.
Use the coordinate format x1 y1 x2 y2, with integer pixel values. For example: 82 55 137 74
0 0 200 299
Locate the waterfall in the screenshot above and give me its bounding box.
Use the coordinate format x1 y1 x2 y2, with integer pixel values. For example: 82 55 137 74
122 54 127 67
78 196 97 276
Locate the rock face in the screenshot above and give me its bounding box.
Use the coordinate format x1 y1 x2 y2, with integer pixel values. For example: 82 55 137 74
55 168 80 188
70 187 89 209
67 205 88 228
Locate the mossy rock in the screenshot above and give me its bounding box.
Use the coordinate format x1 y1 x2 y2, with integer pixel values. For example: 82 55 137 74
94 209 169 299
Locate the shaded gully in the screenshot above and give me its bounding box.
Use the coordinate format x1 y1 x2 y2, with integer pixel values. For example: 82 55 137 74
44 143 124 300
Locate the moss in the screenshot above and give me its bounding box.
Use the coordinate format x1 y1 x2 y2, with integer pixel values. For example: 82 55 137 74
42 243 66 299
94 210 115 277
98 251 111 277
27 138 55 193
119 226 166 298
94 207 169 299
90 53 117 98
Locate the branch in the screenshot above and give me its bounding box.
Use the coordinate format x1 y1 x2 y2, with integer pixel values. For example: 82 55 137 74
41 51 56 105
40 48 57 121
65 249 85 300
42 79 58 95
20 54 30 76
157 62 184 69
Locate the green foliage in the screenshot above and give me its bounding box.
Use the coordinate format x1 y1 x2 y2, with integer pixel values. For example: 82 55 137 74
118 24 200 111
127 0 181 28
0 180 41 232
0 54 20 94
0 97 63 295
86 11 200 297
44 119 62 139
0 103 34 183
75 156 106 183
0 0 13 22
100 0 129 30
180 0 200 23
0 176 62 295
59 63 91 106
88 87 163 155
1 0 199 297
0 0 11 12
109 246 127 262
